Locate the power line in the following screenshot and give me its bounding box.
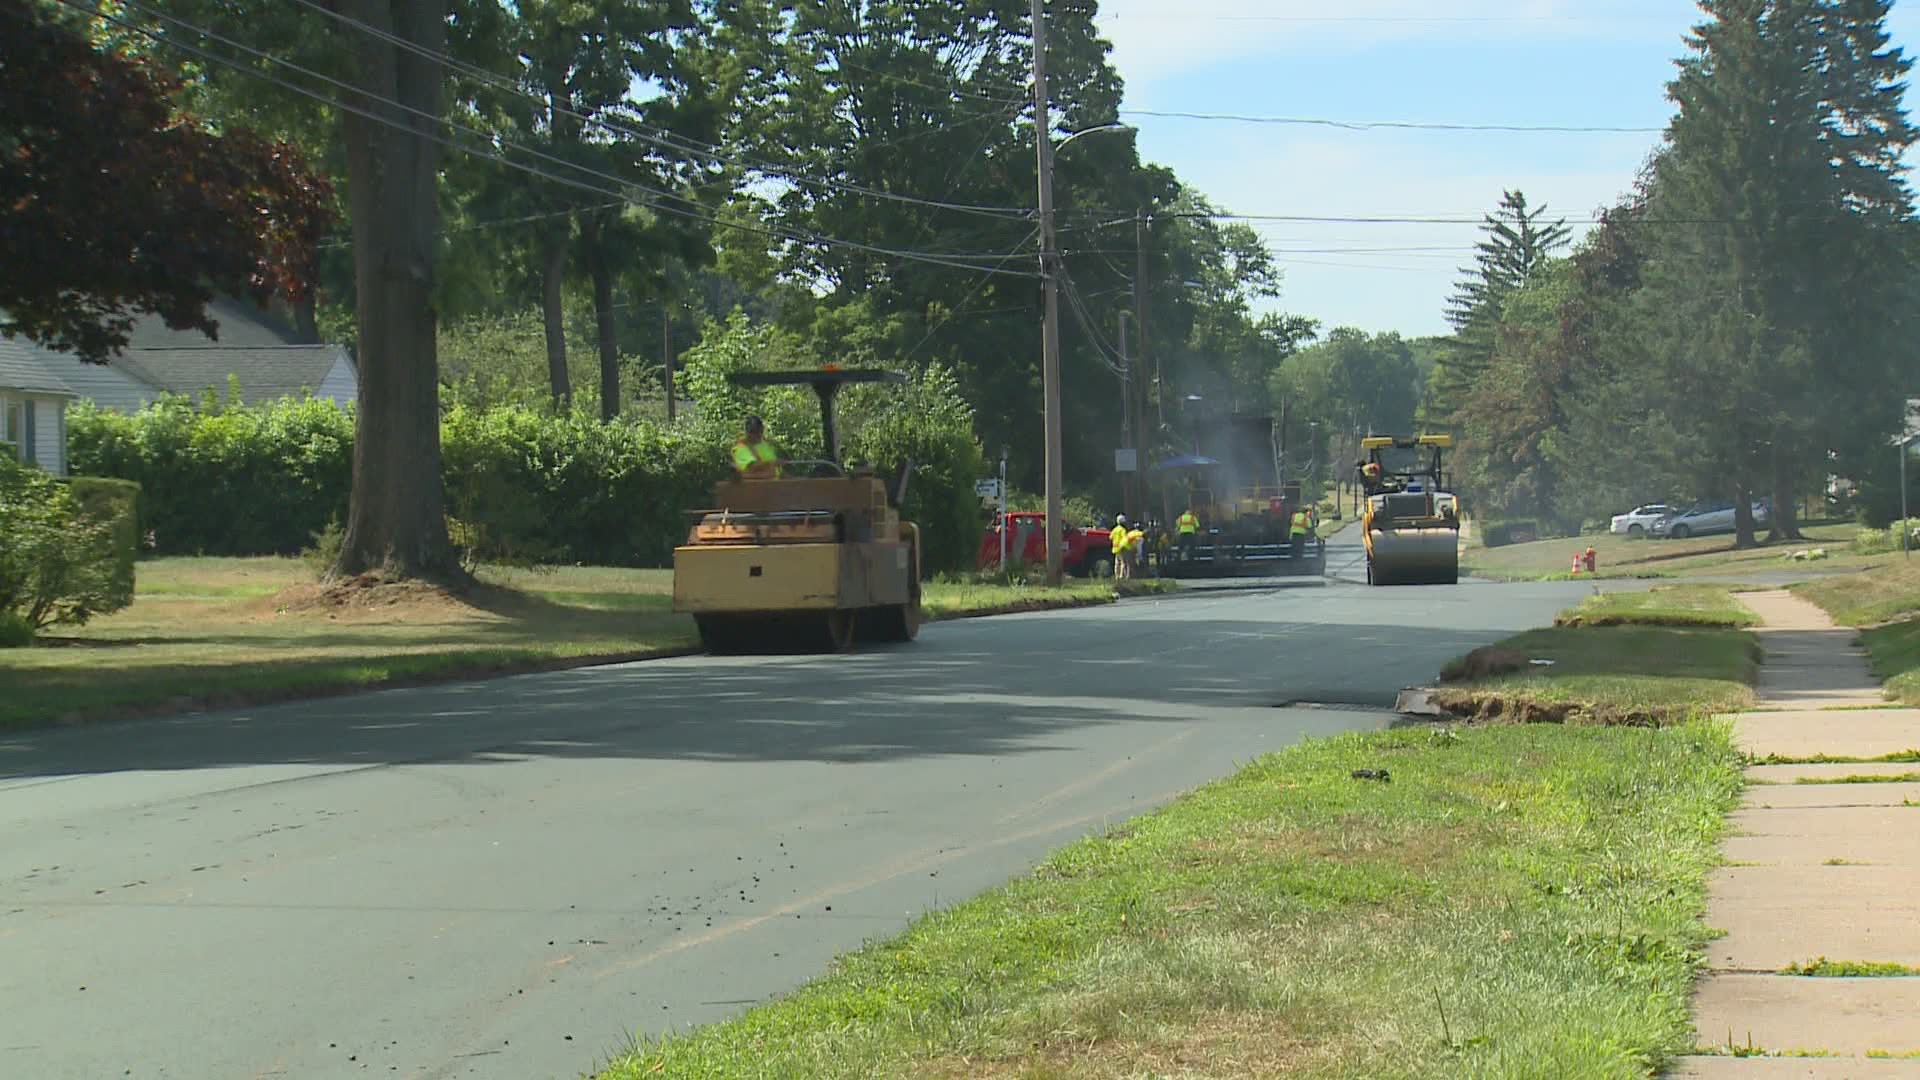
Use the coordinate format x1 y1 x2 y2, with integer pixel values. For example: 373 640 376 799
1118 109 1664 134
900 226 1042 362
275 0 1036 220
61 0 1040 277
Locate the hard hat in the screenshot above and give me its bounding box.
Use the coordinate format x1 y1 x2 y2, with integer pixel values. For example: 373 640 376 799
1115 514 1129 525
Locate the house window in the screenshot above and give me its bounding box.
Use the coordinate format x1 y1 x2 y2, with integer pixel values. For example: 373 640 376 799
0 396 20 461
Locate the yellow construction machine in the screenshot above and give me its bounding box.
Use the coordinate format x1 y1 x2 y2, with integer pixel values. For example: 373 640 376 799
672 369 921 653
1360 434 1460 586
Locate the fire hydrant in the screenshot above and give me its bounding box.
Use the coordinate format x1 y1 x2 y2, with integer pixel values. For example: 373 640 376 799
1584 546 1598 574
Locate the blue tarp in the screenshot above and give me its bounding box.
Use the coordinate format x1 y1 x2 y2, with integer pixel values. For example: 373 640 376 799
1151 454 1223 472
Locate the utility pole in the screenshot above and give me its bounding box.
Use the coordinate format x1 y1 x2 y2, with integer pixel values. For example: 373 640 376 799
1118 311 1135 520
1030 0 1065 585
1136 208 1156 434
662 302 676 423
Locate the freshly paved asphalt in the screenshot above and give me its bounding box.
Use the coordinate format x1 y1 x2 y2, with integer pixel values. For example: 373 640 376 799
0 536 1597 1079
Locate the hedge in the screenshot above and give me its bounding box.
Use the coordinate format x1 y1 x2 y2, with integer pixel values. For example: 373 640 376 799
66 352 986 573
68 396 351 557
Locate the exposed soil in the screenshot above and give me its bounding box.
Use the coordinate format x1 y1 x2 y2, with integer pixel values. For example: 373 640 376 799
1427 689 1671 728
253 572 498 622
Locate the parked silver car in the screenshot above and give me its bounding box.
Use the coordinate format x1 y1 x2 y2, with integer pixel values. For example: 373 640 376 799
1651 501 1772 539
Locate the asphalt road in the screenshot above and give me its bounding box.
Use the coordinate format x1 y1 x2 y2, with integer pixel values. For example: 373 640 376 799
0 537 1596 1079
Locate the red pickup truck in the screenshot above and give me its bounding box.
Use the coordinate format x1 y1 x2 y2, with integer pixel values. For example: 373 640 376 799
978 511 1114 577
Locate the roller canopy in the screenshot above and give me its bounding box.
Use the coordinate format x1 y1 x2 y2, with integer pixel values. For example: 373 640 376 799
727 369 906 465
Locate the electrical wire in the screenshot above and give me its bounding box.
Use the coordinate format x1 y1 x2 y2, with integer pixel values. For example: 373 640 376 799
1118 109 1663 134
54 0 1042 277
274 0 1037 220
899 226 1042 362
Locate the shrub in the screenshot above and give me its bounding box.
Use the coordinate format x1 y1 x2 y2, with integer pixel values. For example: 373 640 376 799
0 455 128 630
1852 519 1920 556
0 612 32 648
63 476 140 608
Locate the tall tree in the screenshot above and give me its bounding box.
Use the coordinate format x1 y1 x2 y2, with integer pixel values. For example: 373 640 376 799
1434 190 1570 409
1636 0 1916 546
332 0 463 580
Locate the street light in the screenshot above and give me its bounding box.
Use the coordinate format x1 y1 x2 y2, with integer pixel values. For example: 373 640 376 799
1031 0 1136 585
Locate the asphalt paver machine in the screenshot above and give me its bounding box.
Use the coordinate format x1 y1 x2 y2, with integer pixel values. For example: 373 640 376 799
1157 415 1325 577
1360 434 1460 586
672 369 921 653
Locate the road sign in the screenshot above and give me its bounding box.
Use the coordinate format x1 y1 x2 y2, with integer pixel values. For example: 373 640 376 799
1113 448 1138 473
975 478 1004 499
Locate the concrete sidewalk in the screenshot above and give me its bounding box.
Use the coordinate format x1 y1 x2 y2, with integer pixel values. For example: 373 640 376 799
1673 591 1920 1078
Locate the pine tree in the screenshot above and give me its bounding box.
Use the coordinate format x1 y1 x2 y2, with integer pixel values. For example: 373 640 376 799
1432 190 1570 411
1636 0 1916 546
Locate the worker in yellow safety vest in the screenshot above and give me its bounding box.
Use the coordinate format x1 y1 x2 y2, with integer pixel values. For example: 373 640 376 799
1290 505 1311 561
1110 514 1133 580
732 415 783 479
1129 523 1148 577
1175 508 1200 562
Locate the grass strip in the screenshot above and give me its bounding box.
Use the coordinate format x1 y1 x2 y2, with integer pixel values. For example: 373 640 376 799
921 578 1177 620
1795 561 1920 627
1780 958 1920 978
598 722 1743 1080
1750 750 1920 765
1433 626 1760 725
1555 586 1760 629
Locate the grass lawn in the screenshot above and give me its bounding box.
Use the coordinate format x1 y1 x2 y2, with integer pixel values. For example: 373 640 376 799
1463 522 1873 582
600 722 1743 1079
1795 559 1920 627
1555 585 1762 629
0 557 1176 729
1432 587 1761 725
1794 562 1920 706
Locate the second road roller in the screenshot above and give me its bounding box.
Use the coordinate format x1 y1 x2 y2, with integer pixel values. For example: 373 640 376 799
1359 434 1461 586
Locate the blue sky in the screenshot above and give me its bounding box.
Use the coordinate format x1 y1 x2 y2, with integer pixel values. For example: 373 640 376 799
1093 1 1920 338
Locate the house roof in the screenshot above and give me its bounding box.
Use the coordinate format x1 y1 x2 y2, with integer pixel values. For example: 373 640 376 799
120 345 350 403
125 297 304 349
0 335 78 397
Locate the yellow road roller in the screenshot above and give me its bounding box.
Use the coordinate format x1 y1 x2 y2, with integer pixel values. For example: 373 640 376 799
1360 434 1460 586
672 369 921 653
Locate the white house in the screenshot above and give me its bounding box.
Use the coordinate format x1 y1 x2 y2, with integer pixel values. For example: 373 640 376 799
0 336 77 475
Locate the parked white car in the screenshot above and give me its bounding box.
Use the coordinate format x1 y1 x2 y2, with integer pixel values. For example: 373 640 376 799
1609 504 1673 537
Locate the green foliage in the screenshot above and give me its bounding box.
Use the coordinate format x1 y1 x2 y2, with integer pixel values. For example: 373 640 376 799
0 454 128 631
62 477 141 610
0 612 32 649
1850 520 1920 556
439 405 725 568
68 396 353 556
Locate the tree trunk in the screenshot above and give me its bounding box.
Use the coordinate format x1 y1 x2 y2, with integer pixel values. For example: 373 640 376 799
332 0 463 584
582 214 619 421
1766 440 1805 542
540 221 571 409
293 293 319 344
1733 478 1758 549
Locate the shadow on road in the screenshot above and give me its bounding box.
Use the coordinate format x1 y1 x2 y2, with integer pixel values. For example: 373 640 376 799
0 604 1524 782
